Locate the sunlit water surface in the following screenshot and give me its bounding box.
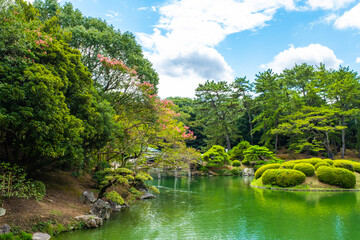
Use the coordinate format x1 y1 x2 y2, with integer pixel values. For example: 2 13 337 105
55 176 360 240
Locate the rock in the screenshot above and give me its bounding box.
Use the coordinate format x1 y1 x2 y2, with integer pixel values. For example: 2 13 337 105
0 208 6 216
0 224 11 234
90 199 111 220
242 168 255 176
108 200 125 212
140 192 157 200
75 215 103 228
32 232 51 240
80 191 96 205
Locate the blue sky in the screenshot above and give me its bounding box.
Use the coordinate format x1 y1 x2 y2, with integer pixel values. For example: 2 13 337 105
31 0 360 98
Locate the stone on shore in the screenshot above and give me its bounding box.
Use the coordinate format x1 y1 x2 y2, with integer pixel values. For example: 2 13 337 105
75 215 103 228
32 232 51 240
90 199 111 220
80 191 96 205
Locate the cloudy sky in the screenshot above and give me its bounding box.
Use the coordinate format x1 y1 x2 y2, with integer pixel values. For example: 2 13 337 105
32 0 360 98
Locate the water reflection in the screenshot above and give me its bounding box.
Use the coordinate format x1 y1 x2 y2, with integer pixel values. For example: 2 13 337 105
55 176 360 240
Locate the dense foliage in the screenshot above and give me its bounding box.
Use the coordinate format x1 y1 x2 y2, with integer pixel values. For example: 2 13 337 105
202 145 230 168
317 166 356 188
262 169 306 187
254 163 281 179
293 163 315 177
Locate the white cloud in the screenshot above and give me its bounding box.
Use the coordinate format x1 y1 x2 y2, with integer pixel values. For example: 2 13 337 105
105 10 119 19
261 44 343 73
138 6 157 12
356 57 360 63
306 0 355 10
137 0 297 98
334 3 360 30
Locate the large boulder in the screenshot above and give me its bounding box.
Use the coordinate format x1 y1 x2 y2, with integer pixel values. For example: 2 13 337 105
0 208 6 217
75 215 103 228
32 232 51 240
80 191 96 205
242 168 255 176
140 192 157 200
0 224 11 234
90 199 111 220
108 200 125 212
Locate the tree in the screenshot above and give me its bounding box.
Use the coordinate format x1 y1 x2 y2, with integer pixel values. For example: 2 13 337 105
195 80 239 150
232 77 255 144
202 145 230 168
327 67 360 158
228 140 251 161
273 106 346 159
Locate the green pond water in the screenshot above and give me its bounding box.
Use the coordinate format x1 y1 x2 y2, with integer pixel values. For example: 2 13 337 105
55 176 360 240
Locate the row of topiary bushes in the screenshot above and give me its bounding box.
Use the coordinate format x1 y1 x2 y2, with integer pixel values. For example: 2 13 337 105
254 158 360 189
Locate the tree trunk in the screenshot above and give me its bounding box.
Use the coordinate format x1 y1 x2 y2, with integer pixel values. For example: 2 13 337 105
247 108 253 145
225 133 231 150
324 132 333 159
274 117 278 154
341 115 346 159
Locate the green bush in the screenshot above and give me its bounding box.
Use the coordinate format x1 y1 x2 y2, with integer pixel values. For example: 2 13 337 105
0 162 43 200
333 160 360 173
231 167 241 175
202 145 230 167
216 169 232 176
294 163 315 176
228 141 251 160
254 163 281 179
32 180 46 200
232 160 241 167
317 166 356 188
0 231 32 240
281 162 295 169
241 159 250 166
333 161 354 172
262 169 306 187
105 191 124 205
243 145 279 165
314 162 329 170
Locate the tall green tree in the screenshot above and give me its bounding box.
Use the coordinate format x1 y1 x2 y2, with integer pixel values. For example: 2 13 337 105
195 80 239 150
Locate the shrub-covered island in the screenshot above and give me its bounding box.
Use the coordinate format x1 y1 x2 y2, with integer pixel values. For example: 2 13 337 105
251 158 360 191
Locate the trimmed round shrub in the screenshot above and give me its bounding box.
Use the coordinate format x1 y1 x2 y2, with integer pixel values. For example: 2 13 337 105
323 159 334 165
241 159 250 166
314 162 329 170
254 163 281 179
333 161 354 172
333 160 360 173
294 163 315 176
232 160 241 167
281 162 295 169
317 166 356 188
262 169 306 187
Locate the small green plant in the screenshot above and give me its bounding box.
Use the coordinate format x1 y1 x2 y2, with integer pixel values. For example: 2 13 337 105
294 163 315 176
0 231 32 240
32 180 46 200
105 191 125 205
231 167 241 175
232 160 241 167
129 187 142 200
148 185 160 194
0 162 43 200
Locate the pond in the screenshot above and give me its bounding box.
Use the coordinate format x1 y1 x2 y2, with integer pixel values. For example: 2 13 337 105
55 176 360 240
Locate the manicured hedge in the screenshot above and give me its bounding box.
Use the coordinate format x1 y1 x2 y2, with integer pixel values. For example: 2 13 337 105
262 169 306 187
281 162 295 169
333 161 354 172
314 162 329 170
294 163 315 176
333 160 360 173
254 163 281 179
317 166 356 188
232 160 241 167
